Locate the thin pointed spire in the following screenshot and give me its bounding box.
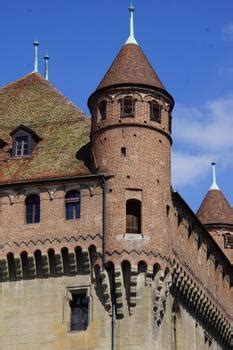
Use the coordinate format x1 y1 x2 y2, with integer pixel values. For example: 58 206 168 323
209 162 220 190
125 1 138 46
33 39 39 72
44 51 49 81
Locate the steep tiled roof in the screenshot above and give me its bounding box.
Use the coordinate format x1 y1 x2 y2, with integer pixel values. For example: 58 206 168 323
197 189 233 226
0 73 91 184
97 43 166 92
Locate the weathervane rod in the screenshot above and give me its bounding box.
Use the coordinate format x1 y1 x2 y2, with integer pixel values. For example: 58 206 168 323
210 162 219 190
44 51 49 81
33 40 39 72
125 1 138 45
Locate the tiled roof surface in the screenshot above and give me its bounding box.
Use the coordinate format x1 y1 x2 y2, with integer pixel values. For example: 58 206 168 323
97 43 166 91
197 189 233 226
0 73 91 184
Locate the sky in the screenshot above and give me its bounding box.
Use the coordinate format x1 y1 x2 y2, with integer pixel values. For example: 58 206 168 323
0 0 232 212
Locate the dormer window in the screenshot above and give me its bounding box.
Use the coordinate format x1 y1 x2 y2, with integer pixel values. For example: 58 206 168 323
150 100 161 123
10 125 41 158
16 136 29 156
120 96 135 117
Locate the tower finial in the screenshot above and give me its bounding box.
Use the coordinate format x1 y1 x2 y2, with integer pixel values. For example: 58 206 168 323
209 162 220 190
44 51 49 81
33 39 39 72
125 1 138 46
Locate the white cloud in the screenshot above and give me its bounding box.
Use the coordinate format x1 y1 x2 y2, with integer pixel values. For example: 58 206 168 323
172 94 233 188
222 23 233 41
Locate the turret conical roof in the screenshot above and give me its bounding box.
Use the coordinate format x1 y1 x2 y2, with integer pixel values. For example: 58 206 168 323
96 43 168 93
197 189 233 226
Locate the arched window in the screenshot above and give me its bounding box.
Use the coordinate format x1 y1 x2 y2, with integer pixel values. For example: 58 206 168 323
150 100 161 123
120 96 135 117
25 194 40 224
126 199 141 233
99 100 107 120
65 190 81 220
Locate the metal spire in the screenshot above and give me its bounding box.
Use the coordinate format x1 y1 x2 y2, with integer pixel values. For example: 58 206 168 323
125 1 138 46
33 39 39 72
44 51 49 81
209 162 220 190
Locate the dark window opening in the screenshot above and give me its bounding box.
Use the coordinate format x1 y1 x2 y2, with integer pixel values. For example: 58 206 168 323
48 249 56 276
61 247 70 275
70 293 89 331
224 233 233 248
126 199 141 233
15 136 29 156
7 253 16 281
25 194 40 224
65 190 80 220
169 114 172 133
150 100 161 123
99 100 107 120
121 147 127 157
120 96 135 117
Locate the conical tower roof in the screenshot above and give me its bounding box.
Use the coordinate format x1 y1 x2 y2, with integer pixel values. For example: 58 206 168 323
197 189 232 226
96 43 167 93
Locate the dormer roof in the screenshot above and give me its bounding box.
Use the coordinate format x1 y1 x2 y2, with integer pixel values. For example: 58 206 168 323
10 125 42 142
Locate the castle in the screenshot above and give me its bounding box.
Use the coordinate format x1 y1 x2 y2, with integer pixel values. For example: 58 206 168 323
0 4 232 350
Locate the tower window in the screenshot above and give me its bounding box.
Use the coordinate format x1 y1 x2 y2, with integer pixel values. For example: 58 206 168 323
169 114 172 133
99 100 107 120
16 136 29 156
120 96 135 117
150 100 161 123
65 190 81 220
25 194 40 224
70 293 89 331
126 199 141 233
121 147 127 157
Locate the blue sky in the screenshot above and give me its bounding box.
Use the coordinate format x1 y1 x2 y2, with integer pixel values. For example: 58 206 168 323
0 0 232 212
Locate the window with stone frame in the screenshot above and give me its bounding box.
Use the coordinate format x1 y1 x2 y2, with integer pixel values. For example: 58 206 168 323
126 199 141 233
150 100 161 123
69 291 89 332
120 96 135 117
25 194 40 224
65 190 81 220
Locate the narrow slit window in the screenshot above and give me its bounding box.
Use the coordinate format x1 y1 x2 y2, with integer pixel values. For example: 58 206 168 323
126 199 141 233
120 96 135 117
65 190 81 220
121 147 127 157
25 194 40 224
150 100 161 123
99 100 107 120
70 293 89 331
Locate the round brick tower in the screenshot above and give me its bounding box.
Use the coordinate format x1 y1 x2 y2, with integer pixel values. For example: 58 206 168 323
88 12 174 268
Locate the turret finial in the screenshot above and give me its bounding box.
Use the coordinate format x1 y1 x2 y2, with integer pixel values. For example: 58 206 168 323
44 51 49 81
33 39 39 72
209 162 220 190
125 1 138 46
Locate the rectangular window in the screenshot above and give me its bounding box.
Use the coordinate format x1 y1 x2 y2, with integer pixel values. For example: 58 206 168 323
15 136 28 156
70 293 89 331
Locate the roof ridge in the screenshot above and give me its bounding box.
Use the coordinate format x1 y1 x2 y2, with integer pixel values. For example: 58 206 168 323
0 71 42 91
0 72 90 123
